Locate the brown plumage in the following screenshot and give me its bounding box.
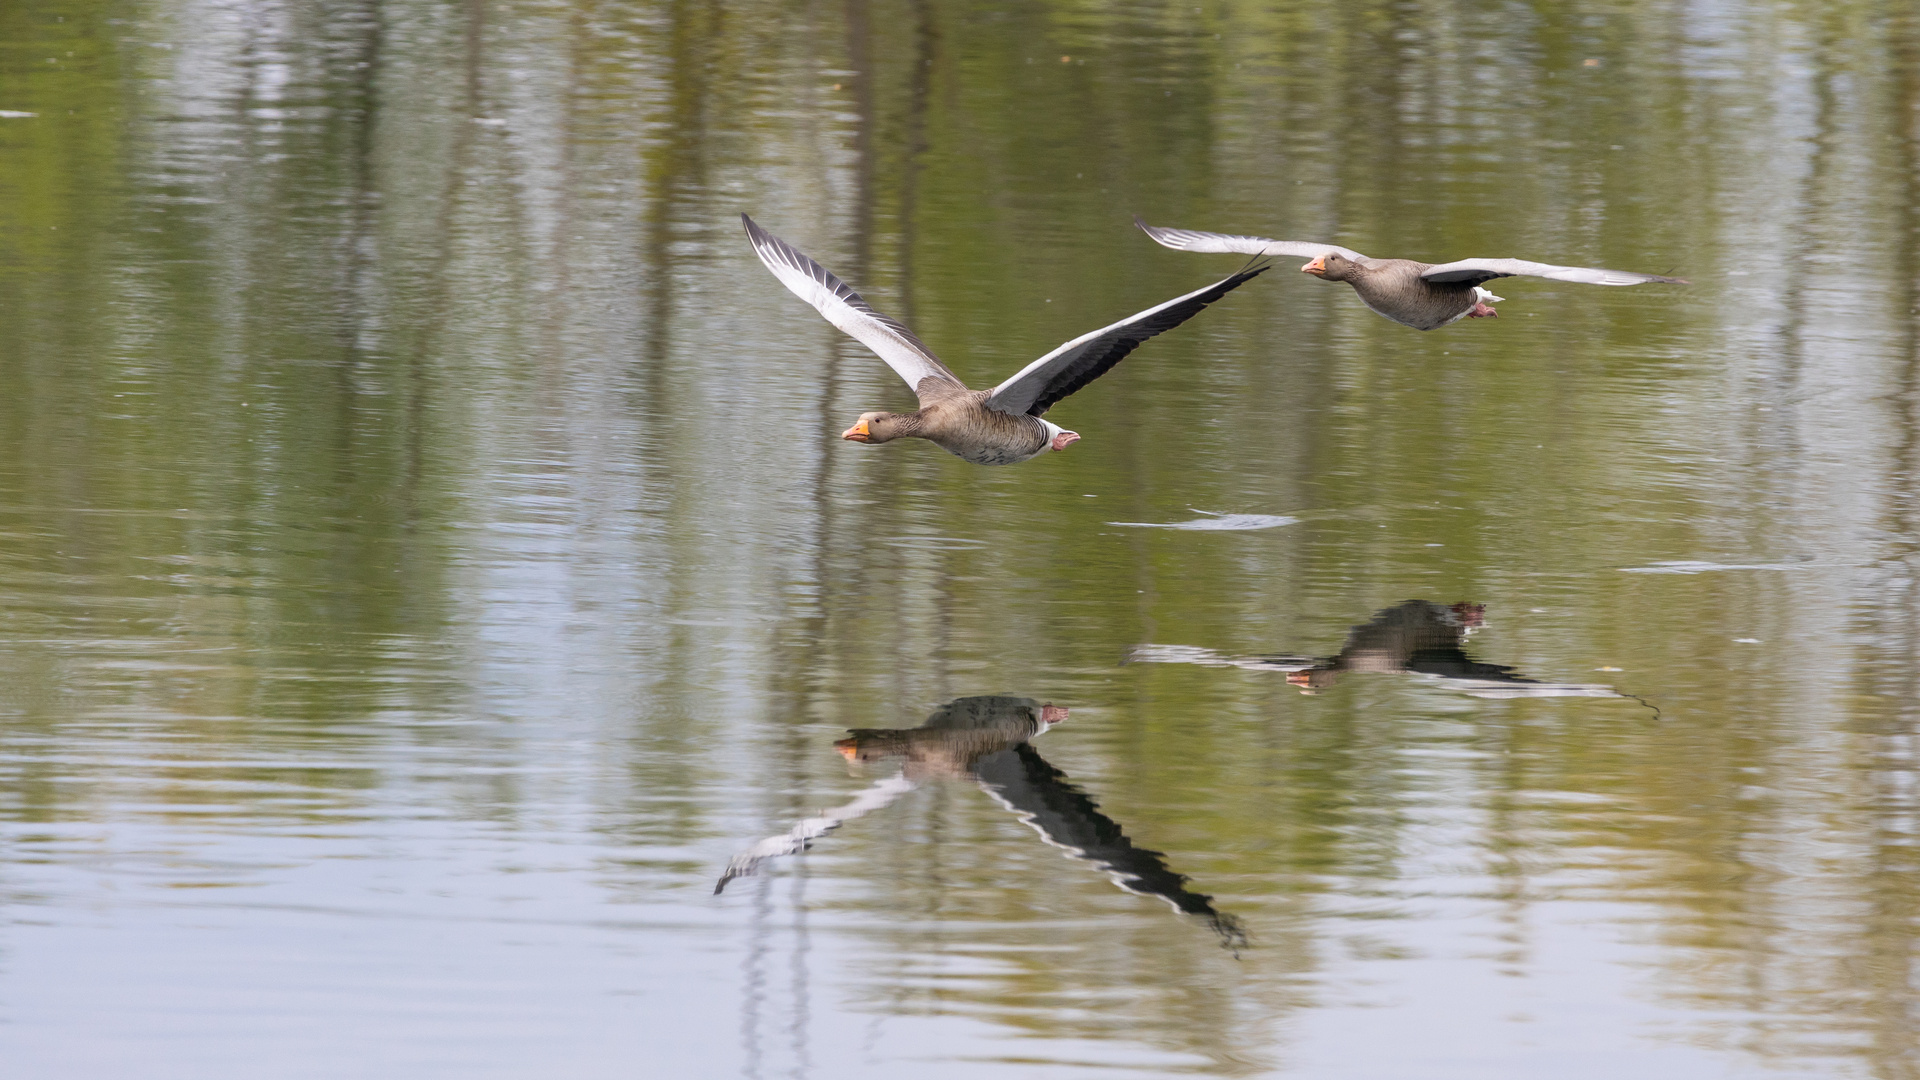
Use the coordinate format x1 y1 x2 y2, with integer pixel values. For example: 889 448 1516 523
840 384 1057 467
1304 254 1501 332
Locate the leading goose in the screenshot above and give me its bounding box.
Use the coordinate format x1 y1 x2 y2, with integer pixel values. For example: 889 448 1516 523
744 214 1266 464
1135 218 1686 332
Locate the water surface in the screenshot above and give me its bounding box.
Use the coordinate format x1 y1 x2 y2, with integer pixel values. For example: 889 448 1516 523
2 1 1918 1076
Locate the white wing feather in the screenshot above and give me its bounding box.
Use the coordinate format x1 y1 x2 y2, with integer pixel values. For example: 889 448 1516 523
1421 257 1688 286
1135 217 1368 262
742 214 964 396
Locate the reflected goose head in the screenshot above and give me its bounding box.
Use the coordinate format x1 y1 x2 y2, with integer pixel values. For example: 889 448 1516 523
834 736 886 763
1286 668 1340 693
841 412 908 444
1041 420 1080 452
1301 253 1358 281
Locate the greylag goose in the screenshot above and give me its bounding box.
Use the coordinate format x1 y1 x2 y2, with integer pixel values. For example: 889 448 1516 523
1135 218 1686 331
744 214 1267 464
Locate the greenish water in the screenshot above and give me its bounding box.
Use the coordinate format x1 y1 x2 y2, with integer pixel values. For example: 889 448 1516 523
2 1 1917 1076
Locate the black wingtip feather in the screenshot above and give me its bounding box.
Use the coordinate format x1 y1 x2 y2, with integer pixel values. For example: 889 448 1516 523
1025 265 1269 416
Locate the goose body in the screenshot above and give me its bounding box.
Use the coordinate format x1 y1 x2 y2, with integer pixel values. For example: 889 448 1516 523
1136 218 1684 331
855 385 1068 466
744 214 1266 463
1329 259 1508 332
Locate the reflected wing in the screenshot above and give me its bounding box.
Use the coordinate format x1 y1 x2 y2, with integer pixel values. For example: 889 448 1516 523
1432 679 1627 700
742 214 967 400
1126 644 1239 667
1421 257 1689 287
713 775 917 894
1135 217 1368 262
974 744 1243 947
1403 650 1535 684
1127 643 1317 672
985 268 1267 417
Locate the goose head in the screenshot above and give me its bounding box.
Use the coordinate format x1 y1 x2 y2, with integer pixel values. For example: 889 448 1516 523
1301 252 1358 282
841 412 909 444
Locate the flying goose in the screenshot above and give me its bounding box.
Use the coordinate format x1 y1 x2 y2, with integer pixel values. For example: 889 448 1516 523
744 214 1267 464
1135 218 1686 331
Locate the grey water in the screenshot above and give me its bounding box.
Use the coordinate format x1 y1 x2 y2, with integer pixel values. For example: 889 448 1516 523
3 1 1918 1077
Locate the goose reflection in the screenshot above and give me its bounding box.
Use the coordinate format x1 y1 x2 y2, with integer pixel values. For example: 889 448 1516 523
717 695 1243 947
1132 600 1623 698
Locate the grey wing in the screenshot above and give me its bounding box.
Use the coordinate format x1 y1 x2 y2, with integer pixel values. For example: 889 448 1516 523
1125 644 1320 672
985 267 1268 417
742 214 967 398
1135 217 1368 262
1421 257 1690 287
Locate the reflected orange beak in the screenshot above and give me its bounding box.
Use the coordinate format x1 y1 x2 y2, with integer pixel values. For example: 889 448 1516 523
834 737 860 760
841 421 871 443
1302 256 1327 276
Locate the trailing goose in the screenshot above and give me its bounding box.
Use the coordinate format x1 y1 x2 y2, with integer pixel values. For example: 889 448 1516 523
744 214 1266 464
1135 218 1686 331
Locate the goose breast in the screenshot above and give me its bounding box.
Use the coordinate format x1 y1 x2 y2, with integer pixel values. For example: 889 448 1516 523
920 396 1052 465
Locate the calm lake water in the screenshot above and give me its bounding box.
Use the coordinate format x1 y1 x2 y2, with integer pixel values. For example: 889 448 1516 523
3 1 1919 1076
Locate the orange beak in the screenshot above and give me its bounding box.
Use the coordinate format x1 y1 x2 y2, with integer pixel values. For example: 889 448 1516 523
1301 256 1327 276
841 421 871 443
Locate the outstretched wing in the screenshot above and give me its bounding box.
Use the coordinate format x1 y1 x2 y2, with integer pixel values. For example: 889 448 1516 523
1421 257 1689 287
985 267 1267 417
1135 217 1368 262
742 214 967 399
